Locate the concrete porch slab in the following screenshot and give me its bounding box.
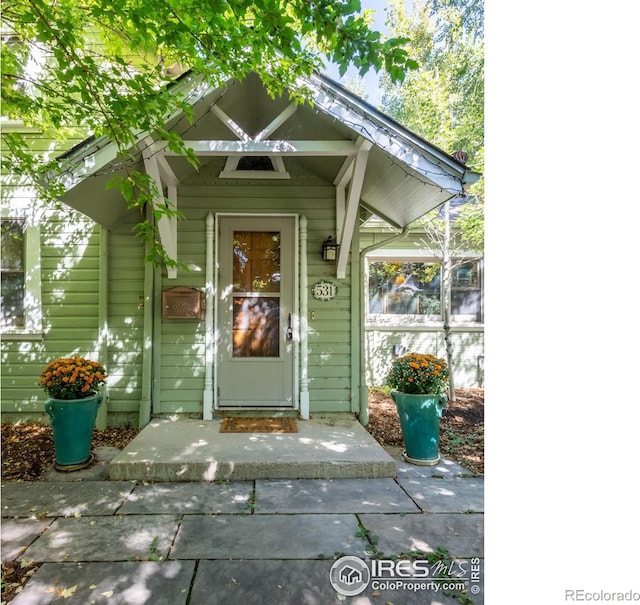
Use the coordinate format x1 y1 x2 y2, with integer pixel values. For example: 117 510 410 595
108 418 397 481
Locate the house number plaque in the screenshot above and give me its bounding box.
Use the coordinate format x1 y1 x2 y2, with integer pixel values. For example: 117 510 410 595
312 280 338 301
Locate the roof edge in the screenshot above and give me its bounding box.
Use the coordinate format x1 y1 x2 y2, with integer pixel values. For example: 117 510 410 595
307 72 481 182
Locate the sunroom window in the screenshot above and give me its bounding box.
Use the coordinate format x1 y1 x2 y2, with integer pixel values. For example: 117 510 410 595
367 259 483 324
368 261 441 317
451 261 483 322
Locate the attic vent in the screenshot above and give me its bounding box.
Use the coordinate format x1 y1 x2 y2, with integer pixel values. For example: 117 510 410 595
219 155 290 180
237 156 274 171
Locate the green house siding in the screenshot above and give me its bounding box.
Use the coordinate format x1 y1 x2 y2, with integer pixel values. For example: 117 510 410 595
365 328 484 389
106 214 147 424
0 214 103 421
1 182 358 425
153 170 354 417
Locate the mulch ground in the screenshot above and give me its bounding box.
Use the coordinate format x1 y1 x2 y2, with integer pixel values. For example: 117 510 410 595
1 390 483 481
1 424 140 482
365 388 484 476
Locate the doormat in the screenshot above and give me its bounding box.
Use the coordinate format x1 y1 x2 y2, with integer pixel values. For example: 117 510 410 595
219 417 298 434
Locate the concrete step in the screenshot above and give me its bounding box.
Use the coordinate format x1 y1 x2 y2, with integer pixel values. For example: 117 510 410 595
108 418 397 481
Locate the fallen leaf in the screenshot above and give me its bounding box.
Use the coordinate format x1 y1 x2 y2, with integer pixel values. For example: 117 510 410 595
60 584 78 598
101 590 114 598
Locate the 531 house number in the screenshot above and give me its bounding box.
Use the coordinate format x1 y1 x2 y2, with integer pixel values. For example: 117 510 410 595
312 280 338 301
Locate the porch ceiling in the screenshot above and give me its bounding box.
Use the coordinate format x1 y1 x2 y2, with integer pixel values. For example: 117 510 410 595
57 71 479 232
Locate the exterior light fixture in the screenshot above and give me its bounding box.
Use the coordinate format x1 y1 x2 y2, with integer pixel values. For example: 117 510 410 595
321 236 339 261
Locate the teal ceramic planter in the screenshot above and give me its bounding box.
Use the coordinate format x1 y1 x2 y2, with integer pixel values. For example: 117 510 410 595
44 393 102 469
390 390 447 465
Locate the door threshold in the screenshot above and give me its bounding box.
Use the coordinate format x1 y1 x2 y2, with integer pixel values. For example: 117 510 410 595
216 409 298 418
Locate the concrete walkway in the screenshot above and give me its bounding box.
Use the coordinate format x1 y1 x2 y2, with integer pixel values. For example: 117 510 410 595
1 450 484 605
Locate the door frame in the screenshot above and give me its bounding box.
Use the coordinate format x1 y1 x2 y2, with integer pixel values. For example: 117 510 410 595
213 213 299 411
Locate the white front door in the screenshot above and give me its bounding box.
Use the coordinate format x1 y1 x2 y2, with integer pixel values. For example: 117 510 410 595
216 215 296 408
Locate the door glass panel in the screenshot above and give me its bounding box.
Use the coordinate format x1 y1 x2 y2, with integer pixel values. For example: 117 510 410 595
232 231 281 357
233 231 280 292
232 297 280 357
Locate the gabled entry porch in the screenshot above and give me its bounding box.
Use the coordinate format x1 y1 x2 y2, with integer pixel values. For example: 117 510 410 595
51 71 480 429
108 417 396 481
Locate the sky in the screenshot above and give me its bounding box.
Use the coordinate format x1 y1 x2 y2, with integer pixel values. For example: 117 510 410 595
323 0 402 107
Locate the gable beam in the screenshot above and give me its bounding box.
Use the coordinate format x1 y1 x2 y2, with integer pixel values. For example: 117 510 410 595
254 102 298 141
143 154 178 279
162 140 359 156
333 157 355 245
336 138 373 279
209 105 250 141
157 155 179 188
334 156 355 188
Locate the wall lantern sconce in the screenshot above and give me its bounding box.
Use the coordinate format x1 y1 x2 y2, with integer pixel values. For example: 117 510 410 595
321 236 339 261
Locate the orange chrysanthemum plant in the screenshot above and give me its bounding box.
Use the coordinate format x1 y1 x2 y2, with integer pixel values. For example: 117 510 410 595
39 357 108 400
385 352 450 395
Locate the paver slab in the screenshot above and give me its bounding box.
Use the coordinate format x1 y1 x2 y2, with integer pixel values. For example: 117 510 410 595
387 449 475 478
10 561 195 605
171 513 364 559
255 478 420 513
23 515 179 562
1 518 53 562
189 559 478 605
1 481 134 517
118 481 252 514
398 477 484 512
42 447 122 482
358 513 484 558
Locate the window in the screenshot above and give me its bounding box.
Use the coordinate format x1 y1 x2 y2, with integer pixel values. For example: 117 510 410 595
0 217 42 335
367 258 482 324
369 261 441 317
1 219 25 328
451 261 482 322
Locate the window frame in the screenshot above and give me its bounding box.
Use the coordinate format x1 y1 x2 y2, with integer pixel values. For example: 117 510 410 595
449 259 484 324
0 212 42 338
